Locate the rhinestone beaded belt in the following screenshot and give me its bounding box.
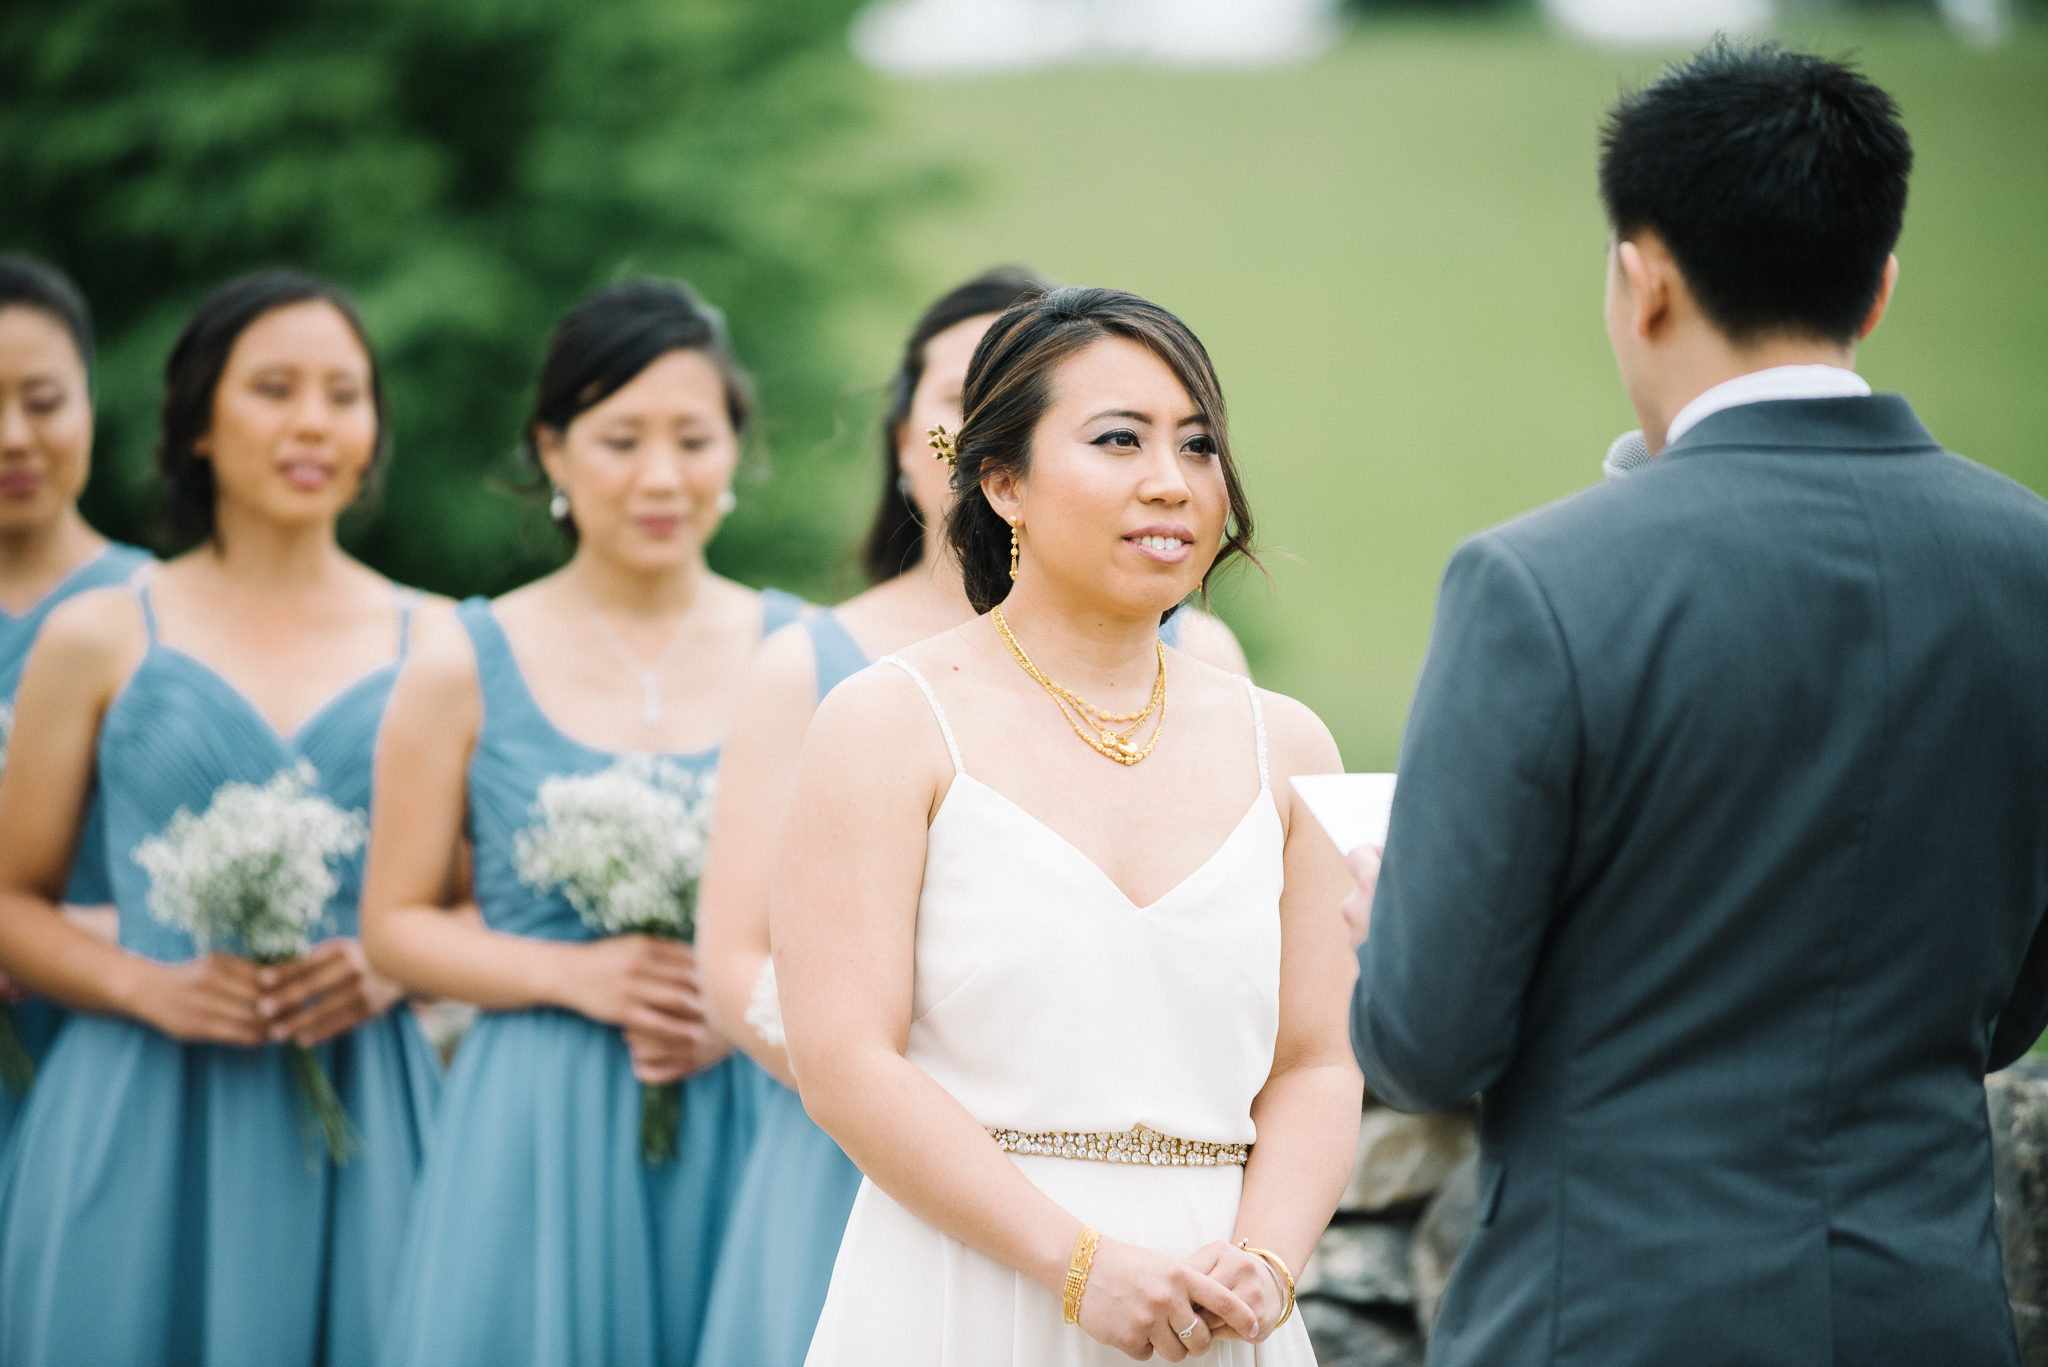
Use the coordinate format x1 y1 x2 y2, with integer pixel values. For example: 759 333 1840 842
990 1122 1249 1167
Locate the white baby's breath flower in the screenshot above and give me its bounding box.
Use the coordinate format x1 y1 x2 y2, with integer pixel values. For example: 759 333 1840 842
131 759 367 961
513 755 716 940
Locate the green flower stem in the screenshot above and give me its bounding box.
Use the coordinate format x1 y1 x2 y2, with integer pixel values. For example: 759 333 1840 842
285 1040 360 1169
631 920 688 1165
0 1007 33 1097
641 1080 683 1165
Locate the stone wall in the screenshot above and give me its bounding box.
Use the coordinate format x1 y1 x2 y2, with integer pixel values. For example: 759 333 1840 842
1305 1066 2048 1366
1299 1101 1473 1366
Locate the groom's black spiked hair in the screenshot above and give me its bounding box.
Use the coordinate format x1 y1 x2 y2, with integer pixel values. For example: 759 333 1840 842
1600 40 1912 346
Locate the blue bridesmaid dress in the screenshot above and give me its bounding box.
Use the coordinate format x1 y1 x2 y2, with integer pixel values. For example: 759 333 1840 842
694 605 1189 1365
380 589 804 1367
696 608 872 1367
0 581 443 1367
0 542 151 1149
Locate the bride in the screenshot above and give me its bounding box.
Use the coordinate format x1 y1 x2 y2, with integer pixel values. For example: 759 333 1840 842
774 286 1361 1364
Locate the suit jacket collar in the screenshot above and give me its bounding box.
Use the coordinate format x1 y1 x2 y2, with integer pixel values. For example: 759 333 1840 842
1659 394 1942 462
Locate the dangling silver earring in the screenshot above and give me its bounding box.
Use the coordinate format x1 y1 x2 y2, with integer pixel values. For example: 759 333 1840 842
897 473 914 496
549 485 570 520
716 489 738 515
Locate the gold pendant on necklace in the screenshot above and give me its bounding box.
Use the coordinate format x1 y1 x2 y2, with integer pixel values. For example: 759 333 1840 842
993 605 1167 767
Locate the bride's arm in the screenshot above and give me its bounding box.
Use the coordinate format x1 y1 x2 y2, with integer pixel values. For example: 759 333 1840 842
777 666 1260 1361
1193 693 1363 1320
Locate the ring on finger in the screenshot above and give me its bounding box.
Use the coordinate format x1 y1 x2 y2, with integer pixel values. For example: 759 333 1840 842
1176 1320 1199 1340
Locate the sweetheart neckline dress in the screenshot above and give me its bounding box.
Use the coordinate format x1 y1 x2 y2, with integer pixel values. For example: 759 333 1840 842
802 654 1317 1366
0 580 442 1367
379 590 803 1367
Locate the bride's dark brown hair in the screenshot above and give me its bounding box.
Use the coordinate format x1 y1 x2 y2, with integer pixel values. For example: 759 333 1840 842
942 287 1256 618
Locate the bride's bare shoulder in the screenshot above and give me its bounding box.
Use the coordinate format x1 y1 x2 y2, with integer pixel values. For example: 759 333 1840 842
804 634 967 762
1238 680 1342 784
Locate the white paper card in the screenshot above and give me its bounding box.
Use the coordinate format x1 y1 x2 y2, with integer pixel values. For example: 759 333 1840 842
1291 773 1397 855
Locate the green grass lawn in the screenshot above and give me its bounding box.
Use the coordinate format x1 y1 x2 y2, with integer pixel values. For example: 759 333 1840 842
834 15 2048 768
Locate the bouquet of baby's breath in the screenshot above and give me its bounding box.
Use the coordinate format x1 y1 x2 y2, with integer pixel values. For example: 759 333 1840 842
131 760 367 1165
0 701 29 1095
514 755 716 1163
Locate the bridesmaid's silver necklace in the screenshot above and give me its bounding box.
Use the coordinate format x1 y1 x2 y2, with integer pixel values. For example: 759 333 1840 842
575 586 694 727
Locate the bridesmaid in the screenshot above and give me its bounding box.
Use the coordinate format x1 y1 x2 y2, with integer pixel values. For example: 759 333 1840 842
362 278 804 1367
0 253 151 1145
0 268 442 1366
694 266 1252 1367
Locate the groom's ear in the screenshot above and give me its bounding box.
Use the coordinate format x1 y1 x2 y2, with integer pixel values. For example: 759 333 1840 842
1857 254 1900 341
1615 233 1673 342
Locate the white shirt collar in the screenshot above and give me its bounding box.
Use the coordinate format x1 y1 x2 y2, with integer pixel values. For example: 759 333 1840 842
1664 365 1872 447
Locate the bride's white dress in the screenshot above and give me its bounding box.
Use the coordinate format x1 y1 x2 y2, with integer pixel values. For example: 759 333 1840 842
803 658 1318 1365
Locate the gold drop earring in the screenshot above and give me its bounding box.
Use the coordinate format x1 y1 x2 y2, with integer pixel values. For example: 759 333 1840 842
1008 518 1021 582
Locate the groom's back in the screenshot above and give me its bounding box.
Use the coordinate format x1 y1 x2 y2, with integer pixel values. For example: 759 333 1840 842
1452 396 2048 1364
1353 39 2048 1367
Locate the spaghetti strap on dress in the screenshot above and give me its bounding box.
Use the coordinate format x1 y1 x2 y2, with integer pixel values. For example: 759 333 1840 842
0 579 442 1367
382 588 804 1367
803 659 1312 1365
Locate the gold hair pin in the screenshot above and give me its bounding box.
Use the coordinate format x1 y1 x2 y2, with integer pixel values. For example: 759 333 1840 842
927 424 959 466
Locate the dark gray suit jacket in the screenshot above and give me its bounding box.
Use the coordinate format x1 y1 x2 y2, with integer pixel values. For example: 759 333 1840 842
1352 396 2048 1367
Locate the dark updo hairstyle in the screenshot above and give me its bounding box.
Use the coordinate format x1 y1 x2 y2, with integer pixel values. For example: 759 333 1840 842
861 265 1054 584
0 253 95 389
520 277 753 549
944 287 1256 618
158 268 390 548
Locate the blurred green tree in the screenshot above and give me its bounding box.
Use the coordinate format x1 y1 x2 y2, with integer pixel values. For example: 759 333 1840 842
0 0 936 597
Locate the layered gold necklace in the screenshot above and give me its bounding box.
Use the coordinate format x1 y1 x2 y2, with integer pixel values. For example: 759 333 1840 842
991 605 1166 766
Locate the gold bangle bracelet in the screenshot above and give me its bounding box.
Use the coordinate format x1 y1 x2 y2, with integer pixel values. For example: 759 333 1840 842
1063 1225 1100 1325
1238 1240 1297 1329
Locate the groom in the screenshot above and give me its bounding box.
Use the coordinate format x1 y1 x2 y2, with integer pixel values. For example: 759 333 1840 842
1350 42 2048 1367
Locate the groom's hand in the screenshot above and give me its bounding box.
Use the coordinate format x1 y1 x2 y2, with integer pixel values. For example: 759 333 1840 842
1340 844 1383 948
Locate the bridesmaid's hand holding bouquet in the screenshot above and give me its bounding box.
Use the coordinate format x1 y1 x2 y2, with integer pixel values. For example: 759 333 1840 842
514 756 717 1163
256 939 406 1047
131 760 368 1165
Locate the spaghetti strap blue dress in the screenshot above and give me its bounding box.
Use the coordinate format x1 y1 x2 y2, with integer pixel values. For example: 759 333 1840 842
380 588 805 1367
697 607 872 1367
695 604 1190 1364
0 543 151 1149
0 581 442 1367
